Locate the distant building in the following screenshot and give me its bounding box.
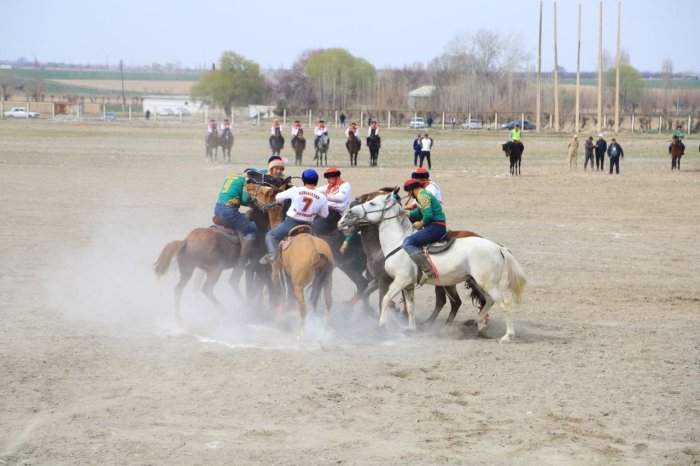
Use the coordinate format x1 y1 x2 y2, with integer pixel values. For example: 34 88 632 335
142 95 203 115
407 85 436 110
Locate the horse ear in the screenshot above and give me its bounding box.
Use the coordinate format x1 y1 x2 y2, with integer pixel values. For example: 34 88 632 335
392 186 400 195
284 176 292 185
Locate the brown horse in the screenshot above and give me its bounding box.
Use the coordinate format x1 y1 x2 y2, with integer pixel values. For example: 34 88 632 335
670 137 683 170
346 131 360 166
154 227 243 325
271 228 334 336
291 128 306 166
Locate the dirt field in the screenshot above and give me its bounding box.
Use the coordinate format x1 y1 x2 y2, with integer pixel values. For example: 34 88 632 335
1 119 698 465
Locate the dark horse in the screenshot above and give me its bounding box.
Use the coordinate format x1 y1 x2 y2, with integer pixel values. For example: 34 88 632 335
501 141 524 175
219 127 234 163
205 129 219 162
269 128 285 155
291 128 306 166
367 134 381 166
346 131 361 166
669 137 683 170
314 133 330 166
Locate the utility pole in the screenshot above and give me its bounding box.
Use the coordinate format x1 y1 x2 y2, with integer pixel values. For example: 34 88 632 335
614 1 621 135
553 1 560 132
536 1 542 132
120 59 126 112
597 1 603 133
575 3 581 134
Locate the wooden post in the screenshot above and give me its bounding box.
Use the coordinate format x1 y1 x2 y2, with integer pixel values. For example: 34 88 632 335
614 1 621 135
575 3 581 134
553 1 560 132
308 109 312 128
688 115 692 135
536 0 542 132
387 111 391 128
283 108 287 127
441 112 445 130
659 115 662 134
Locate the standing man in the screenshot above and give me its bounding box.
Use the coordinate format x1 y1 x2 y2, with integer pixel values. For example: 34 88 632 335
260 169 329 264
419 133 433 169
607 137 624 175
339 113 346 127
567 134 579 171
450 116 456 129
595 133 607 172
412 134 422 167
401 178 447 281
584 136 595 171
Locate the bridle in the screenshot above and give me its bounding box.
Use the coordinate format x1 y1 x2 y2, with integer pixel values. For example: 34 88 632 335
347 193 402 225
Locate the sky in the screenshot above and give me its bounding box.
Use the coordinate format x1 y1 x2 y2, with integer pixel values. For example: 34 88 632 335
4 0 698 74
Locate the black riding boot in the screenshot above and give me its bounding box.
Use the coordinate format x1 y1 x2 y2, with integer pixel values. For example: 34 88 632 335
408 252 435 281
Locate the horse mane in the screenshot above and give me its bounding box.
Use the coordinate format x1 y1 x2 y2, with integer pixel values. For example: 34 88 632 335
355 187 397 202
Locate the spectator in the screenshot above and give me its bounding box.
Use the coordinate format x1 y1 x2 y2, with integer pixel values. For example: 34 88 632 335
450 116 456 129
419 133 433 169
584 136 595 171
412 134 422 167
567 134 579 171
427 114 433 129
595 133 607 172
607 137 624 175
145 109 151 120
339 113 346 127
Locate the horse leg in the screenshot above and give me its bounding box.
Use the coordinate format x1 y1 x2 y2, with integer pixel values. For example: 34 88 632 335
201 268 225 313
444 285 462 323
293 283 307 339
476 294 494 338
227 266 245 301
173 264 195 326
423 286 447 324
379 278 415 329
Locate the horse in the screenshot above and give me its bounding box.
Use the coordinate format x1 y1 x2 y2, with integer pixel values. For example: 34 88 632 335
338 190 527 342
346 132 360 166
244 172 291 302
348 188 482 325
501 141 524 175
669 138 683 170
314 133 330 166
219 127 234 163
154 226 243 325
271 227 334 337
269 128 285 155
367 134 381 167
291 128 306 166
205 129 219 162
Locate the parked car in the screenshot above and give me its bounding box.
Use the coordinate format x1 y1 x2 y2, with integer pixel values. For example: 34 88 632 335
4 107 40 118
409 117 426 129
159 107 174 116
99 112 117 121
462 118 483 129
501 120 536 130
174 107 190 116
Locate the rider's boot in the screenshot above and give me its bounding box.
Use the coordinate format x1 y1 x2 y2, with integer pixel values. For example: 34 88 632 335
259 236 278 264
237 237 255 267
408 252 436 281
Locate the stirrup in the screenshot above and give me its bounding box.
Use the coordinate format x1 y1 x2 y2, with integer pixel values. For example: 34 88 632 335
259 254 275 265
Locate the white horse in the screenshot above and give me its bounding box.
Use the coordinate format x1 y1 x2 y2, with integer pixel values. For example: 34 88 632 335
338 189 527 342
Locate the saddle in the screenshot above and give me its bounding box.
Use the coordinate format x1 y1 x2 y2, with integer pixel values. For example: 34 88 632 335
211 217 240 243
280 226 312 252
423 230 482 255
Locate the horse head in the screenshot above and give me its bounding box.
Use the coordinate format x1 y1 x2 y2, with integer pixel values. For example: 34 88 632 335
339 189 401 230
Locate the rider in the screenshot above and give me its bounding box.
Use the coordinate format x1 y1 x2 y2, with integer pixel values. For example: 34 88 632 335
314 119 329 151
260 169 329 264
671 124 686 154
207 119 217 133
313 167 352 250
402 178 447 281
367 120 380 143
214 169 258 267
510 123 522 144
220 118 231 132
269 118 283 150
291 119 303 145
260 155 286 179
406 168 442 209
345 122 361 149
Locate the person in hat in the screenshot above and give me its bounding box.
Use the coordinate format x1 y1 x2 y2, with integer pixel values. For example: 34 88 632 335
366 120 381 148
313 167 352 250
567 134 579 171
405 167 442 210
260 155 286 179
401 178 447 280
207 118 217 133
290 119 303 146
214 169 258 267
314 119 329 151
260 169 329 264
345 121 361 149
595 133 607 172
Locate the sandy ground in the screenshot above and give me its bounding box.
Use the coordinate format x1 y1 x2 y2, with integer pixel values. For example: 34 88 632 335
0 119 698 465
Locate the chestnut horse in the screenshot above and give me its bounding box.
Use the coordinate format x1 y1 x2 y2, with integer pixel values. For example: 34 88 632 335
346 131 360 166
271 227 334 336
291 128 306 166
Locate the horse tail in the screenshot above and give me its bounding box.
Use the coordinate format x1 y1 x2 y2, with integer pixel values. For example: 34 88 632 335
309 254 333 310
500 247 527 303
153 240 186 277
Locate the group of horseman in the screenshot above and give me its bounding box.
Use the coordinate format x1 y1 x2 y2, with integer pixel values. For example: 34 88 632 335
215 152 445 292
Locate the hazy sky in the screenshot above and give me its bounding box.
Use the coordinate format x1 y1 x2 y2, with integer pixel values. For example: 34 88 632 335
4 0 698 74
